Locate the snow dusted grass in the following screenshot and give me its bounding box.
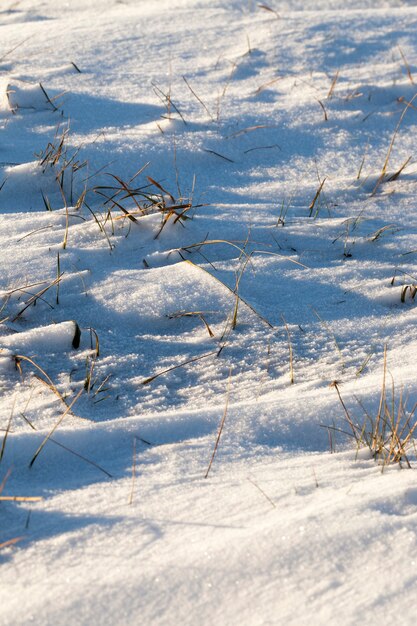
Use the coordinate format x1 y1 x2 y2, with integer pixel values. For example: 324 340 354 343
3 0 417 624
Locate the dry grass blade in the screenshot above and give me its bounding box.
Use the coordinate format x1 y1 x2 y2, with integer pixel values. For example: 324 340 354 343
254 76 281 95
202 148 234 163
89 327 100 357
356 351 374 377
21 412 112 477
0 468 11 494
308 178 326 217
369 223 397 242
0 496 42 502
258 3 280 18
152 82 187 125
180 238 251 262
12 274 63 322
71 61 82 73
183 76 215 122
395 402 417 454
231 276 241 331
128 162 151 184
385 388 406 465
400 284 417 302
16 225 54 243
153 204 192 240
372 93 417 195
110 174 146 212
327 70 340 98
373 345 387 451
281 314 294 384
14 354 77 414
49 434 112 476
0 537 23 550
39 82 58 111
168 310 215 337
399 46 414 84
62 203 69 250
331 381 361 445
230 234 255 330
0 398 15 462
185 260 274 329
226 124 272 139
317 99 328 121
397 96 417 111
142 350 218 385
147 176 175 203
357 143 369 180
98 193 140 223
84 330 100 394
103 174 143 221
29 388 84 468
246 477 276 508
205 367 232 478
84 201 114 250
244 144 281 154
0 468 42 550
0 36 32 63
56 252 60 304
386 156 412 182
252 250 309 269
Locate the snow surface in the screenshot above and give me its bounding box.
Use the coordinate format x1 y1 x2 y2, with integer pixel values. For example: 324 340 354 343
2 0 417 623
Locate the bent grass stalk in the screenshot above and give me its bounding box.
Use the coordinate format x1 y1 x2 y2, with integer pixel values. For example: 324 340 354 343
399 47 414 84
372 93 417 195
167 310 215 337
205 367 232 478
0 469 41 550
183 75 215 122
29 388 84 468
309 178 326 217
0 399 15 462
184 259 274 329
14 354 80 414
20 412 112 477
141 349 218 385
246 477 276 508
12 274 64 322
281 314 294 384
327 70 339 99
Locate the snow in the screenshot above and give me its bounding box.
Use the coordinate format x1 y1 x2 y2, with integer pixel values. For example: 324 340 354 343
2 0 417 623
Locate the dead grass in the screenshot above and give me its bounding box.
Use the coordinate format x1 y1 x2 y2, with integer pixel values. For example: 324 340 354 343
330 349 417 469
372 93 417 195
205 367 232 478
35 122 87 213
94 171 199 238
0 469 41 552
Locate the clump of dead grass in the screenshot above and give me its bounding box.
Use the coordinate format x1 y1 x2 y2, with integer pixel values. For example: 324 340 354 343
36 122 87 209
93 170 200 238
330 348 417 469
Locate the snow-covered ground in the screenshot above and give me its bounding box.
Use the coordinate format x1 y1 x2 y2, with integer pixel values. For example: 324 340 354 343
2 0 417 623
